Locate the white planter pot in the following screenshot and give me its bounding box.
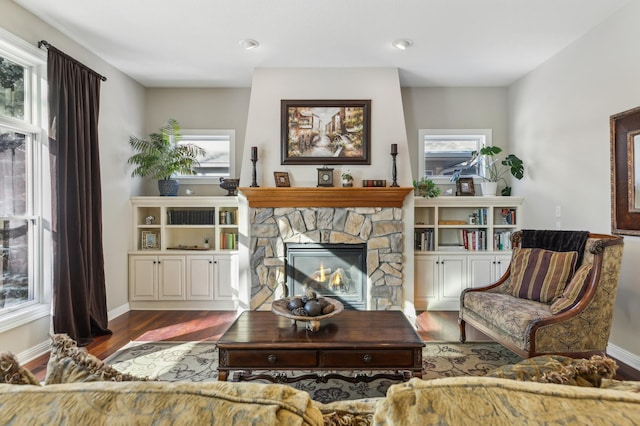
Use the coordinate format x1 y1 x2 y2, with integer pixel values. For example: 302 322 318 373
481 182 498 197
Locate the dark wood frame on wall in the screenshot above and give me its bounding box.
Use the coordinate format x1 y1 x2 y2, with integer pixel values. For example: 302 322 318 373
281 99 371 165
456 177 475 196
611 105 640 235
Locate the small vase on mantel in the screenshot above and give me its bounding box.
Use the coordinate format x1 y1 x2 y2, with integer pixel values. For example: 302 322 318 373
481 181 498 196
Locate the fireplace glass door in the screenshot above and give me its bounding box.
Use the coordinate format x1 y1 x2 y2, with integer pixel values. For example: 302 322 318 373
285 243 366 309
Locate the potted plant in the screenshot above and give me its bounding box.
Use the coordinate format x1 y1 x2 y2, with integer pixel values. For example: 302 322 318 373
451 146 524 196
413 177 441 198
127 119 205 196
341 170 353 187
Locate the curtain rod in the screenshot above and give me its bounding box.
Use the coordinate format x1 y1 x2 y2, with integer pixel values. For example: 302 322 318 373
38 40 108 82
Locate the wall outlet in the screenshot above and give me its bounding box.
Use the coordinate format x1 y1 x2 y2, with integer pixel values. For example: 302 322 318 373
555 205 561 218
555 221 561 229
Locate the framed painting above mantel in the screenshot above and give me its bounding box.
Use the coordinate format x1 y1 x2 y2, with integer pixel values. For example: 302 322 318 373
281 99 371 165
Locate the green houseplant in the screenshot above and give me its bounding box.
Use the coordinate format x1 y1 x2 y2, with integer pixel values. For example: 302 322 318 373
451 145 524 196
128 119 205 196
413 177 441 198
476 146 524 196
341 170 353 187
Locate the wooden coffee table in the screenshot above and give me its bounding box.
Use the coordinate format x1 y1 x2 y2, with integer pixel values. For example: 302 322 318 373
217 310 424 382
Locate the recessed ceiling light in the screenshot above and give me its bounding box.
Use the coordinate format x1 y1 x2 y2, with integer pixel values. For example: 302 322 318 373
392 39 413 50
239 39 260 50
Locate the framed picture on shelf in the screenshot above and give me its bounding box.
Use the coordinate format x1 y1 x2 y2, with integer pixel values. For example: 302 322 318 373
280 99 371 165
456 178 475 196
273 171 291 187
141 231 158 249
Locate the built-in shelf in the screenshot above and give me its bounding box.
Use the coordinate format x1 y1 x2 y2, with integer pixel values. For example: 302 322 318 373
238 187 414 208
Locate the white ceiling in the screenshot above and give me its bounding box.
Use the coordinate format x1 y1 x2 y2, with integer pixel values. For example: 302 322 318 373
14 0 630 88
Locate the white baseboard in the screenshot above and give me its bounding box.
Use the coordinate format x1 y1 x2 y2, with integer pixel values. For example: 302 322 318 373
17 339 50 364
108 303 130 321
607 343 640 371
16 304 130 365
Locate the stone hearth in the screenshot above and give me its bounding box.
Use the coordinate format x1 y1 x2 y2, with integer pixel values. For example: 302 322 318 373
249 206 405 310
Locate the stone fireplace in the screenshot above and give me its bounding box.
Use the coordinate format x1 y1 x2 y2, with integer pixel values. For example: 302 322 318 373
241 186 413 311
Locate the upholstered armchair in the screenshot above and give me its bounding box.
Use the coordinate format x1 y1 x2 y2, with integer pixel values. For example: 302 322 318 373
459 231 624 358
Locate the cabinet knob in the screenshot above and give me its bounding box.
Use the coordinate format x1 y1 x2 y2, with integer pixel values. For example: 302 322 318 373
209 260 213 264
363 354 372 363
267 354 277 364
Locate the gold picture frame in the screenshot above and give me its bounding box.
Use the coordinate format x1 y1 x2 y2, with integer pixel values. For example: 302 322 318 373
141 231 158 249
274 171 291 187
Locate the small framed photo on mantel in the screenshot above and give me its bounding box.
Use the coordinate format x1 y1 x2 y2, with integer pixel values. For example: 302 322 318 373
456 178 475 196
274 171 291 187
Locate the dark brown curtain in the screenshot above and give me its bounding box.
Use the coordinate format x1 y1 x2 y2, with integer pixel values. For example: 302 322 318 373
47 45 111 345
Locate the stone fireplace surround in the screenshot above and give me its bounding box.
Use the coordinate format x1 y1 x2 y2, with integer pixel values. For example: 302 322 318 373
241 187 413 311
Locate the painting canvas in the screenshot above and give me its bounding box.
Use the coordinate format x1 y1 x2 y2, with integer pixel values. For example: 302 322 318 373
281 100 371 165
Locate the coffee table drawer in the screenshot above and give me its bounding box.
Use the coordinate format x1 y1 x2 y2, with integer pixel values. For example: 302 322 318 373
322 350 415 368
227 350 318 368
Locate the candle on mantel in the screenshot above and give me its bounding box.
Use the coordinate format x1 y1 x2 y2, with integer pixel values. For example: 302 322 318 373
251 146 258 161
391 143 398 155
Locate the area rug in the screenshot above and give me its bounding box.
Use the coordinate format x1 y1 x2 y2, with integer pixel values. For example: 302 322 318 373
105 341 521 403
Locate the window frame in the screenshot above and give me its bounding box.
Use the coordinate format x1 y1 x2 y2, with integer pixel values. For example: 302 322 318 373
0 27 49 332
418 128 492 184
175 129 236 184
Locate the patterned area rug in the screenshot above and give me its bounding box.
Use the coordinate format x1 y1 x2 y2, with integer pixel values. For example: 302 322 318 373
105 341 521 403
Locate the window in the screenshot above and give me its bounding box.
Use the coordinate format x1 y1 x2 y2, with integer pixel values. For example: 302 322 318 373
418 129 492 181
176 129 236 183
0 28 49 330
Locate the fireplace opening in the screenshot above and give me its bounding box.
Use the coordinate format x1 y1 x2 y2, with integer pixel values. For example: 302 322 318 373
285 243 367 310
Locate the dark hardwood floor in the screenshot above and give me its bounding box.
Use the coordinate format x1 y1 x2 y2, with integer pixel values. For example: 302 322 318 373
23 310 640 382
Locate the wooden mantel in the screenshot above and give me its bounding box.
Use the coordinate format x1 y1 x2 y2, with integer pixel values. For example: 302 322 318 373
238 187 414 208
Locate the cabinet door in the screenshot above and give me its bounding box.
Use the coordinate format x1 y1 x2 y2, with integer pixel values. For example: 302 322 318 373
158 256 186 300
468 255 497 288
214 254 238 300
415 256 438 304
186 255 214 300
439 255 466 302
494 254 511 280
129 256 157 300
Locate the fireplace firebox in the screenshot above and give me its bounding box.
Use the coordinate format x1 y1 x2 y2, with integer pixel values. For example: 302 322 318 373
285 243 367 310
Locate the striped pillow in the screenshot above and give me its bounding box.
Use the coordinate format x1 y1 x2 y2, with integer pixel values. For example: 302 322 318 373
550 264 593 314
508 248 578 303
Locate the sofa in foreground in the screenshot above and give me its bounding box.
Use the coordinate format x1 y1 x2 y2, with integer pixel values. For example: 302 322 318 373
1 335 640 425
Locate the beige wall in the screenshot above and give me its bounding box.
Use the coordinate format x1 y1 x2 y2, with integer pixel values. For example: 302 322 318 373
142 88 251 196
0 1 145 358
401 87 509 182
509 1 640 366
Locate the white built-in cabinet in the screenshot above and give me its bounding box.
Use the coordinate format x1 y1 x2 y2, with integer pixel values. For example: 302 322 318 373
414 196 523 310
128 197 239 310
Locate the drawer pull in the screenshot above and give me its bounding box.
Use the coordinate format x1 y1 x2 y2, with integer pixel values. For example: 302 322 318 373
267 354 277 364
363 354 372 363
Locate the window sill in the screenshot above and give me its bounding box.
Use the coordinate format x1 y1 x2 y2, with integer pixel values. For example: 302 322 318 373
0 303 50 334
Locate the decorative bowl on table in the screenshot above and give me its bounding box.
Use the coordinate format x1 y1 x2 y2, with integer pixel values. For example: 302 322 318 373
271 296 344 332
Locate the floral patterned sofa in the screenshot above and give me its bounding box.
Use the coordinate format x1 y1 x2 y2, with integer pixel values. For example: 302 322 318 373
2 336 640 425
459 231 624 358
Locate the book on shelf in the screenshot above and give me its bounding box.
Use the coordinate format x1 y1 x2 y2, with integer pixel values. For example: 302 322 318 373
219 210 237 225
462 229 487 251
414 229 434 251
499 208 517 225
494 231 513 251
220 232 238 249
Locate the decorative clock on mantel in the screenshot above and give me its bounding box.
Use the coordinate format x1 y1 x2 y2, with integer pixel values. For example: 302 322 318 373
317 166 334 187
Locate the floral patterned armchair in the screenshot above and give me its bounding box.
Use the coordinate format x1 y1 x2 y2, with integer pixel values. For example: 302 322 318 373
459 231 624 358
